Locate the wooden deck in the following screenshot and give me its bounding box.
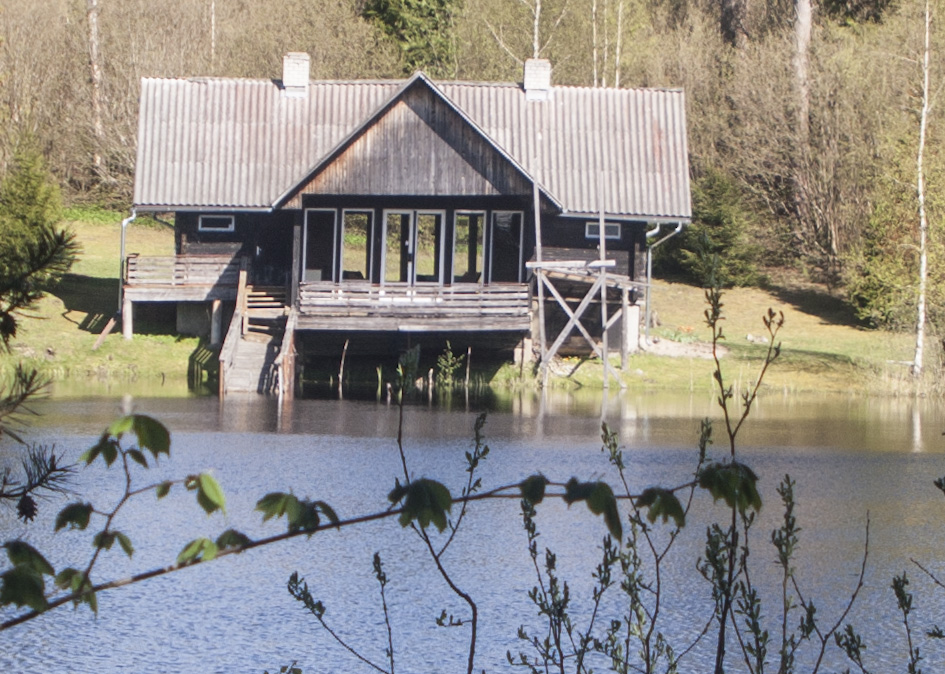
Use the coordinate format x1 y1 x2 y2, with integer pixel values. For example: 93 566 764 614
297 282 531 332
123 254 244 301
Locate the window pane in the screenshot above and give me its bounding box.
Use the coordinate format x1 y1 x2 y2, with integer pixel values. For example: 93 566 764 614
453 213 484 283
415 213 441 283
304 211 335 282
490 212 522 283
341 211 371 281
385 212 408 282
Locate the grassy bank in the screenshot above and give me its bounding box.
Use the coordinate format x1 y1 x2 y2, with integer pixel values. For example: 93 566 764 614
2 208 209 397
0 210 926 397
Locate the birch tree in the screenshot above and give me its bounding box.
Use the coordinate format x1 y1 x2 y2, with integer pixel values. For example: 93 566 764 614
913 0 932 378
86 0 105 181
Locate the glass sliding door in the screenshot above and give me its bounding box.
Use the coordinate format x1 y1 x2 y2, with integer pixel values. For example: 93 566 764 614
381 210 445 285
413 212 443 283
340 210 373 282
453 212 484 284
489 211 523 283
303 209 336 282
383 211 410 283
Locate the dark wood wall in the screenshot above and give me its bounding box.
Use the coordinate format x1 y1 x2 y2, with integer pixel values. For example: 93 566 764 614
540 216 648 282
176 211 295 285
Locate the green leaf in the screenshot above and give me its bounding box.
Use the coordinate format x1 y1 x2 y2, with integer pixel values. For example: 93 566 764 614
520 474 547 504
196 473 226 515
77 445 100 465
256 492 301 523
115 532 134 558
55 567 83 592
55 502 93 532
635 488 686 527
216 529 252 551
4 541 54 576
93 531 116 551
200 540 219 562
698 461 762 513
0 567 48 611
587 482 623 541
132 415 171 458
562 479 622 540
156 481 172 499
127 449 148 468
177 537 217 565
387 478 408 504
55 569 97 614
563 477 595 505
102 441 118 467
314 500 339 526
394 478 452 532
106 415 134 439
177 538 203 564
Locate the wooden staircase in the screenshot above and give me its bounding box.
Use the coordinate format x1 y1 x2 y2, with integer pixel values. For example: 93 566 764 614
220 285 290 394
243 285 288 342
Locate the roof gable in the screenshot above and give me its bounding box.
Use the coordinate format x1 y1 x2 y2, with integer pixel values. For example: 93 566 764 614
280 75 545 208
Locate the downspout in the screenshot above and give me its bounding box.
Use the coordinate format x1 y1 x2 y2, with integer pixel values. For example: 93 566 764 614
118 209 137 315
645 222 684 345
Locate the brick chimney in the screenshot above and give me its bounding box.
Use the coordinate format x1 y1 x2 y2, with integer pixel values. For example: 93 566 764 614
282 52 310 98
523 59 552 101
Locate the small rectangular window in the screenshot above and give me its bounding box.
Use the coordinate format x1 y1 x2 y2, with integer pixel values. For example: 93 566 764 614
198 215 235 232
585 222 621 240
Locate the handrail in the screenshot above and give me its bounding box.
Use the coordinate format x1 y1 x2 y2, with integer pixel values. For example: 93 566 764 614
217 302 244 397
272 308 298 399
237 259 249 336
218 259 250 396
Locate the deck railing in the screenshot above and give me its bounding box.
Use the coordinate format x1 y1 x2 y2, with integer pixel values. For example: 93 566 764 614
125 254 244 287
297 282 531 331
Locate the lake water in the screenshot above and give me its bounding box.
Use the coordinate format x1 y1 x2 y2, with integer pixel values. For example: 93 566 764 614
2 389 945 673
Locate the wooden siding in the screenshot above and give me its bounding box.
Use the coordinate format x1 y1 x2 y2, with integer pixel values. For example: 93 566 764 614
286 84 534 206
297 282 530 332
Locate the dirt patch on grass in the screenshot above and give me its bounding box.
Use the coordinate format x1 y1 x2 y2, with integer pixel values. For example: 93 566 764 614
643 338 725 359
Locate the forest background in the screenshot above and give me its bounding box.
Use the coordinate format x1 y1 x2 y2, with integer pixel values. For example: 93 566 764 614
0 0 942 342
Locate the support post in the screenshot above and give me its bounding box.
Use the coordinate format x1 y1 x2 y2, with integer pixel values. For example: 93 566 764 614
122 296 133 339
533 182 548 387
621 287 629 370
598 184 609 389
210 299 222 346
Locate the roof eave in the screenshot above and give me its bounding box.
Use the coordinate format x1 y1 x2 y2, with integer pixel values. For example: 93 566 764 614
133 204 276 214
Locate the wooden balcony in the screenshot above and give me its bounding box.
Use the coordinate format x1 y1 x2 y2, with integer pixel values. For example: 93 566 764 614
297 282 531 332
123 254 246 302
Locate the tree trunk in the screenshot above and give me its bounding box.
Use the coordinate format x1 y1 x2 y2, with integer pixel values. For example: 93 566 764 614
720 0 746 48
592 0 599 86
913 0 931 379
87 0 105 179
614 0 624 87
532 0 542 59
793 0 811 149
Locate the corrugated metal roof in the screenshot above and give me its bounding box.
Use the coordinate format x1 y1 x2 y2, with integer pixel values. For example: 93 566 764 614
133 75 690 220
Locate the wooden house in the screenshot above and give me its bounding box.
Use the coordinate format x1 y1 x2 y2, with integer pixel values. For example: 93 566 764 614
126 54 691 394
